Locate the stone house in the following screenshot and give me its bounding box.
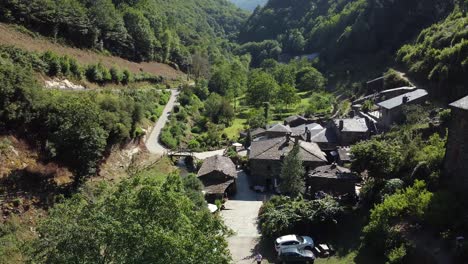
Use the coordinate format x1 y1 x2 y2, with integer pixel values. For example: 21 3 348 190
444 95 468 191
292 123 338 150
333 118 370 145
284 115 309 127
249 135 328 188
306 164 360 197
265 123 292 138
197 155 237 202
377 89 428 128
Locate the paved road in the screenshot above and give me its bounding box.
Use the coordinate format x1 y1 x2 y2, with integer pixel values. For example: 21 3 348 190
145 89 180 154
222 171 273 263
145 89 226 160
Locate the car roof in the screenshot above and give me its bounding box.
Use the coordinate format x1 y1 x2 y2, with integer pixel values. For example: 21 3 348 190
276 235 299 243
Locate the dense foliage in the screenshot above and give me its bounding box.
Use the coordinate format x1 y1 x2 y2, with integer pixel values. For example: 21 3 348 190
0 45 162 85
29 174 231 263
0 0 247 67
239 0 455 61
0 56 169 179
397 6 468 100
259 195 343 239
362 180 433 263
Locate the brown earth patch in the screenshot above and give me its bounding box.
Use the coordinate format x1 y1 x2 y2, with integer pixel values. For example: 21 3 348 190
0 23 185 80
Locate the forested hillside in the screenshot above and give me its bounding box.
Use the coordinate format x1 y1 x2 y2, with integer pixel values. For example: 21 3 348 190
0 0 247 69
230 0 267 11
239 0 455 60
397 6 468 101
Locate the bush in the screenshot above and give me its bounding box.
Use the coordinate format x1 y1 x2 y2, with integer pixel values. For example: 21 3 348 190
383 69 410 89
110 66 123 84
160 130 177 149
362 180 432 262
259 195 343 239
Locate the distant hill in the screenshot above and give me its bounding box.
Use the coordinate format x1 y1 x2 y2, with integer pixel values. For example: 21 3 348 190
0 0 247 69
230 0 267 11
239 0 455 58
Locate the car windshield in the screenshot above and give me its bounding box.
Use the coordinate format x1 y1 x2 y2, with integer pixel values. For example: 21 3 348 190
295 235 304 243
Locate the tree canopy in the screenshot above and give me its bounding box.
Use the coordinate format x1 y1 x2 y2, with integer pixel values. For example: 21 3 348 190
29 174 231 263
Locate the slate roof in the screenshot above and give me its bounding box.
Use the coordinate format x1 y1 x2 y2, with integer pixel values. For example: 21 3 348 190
203 179 235 195
197 155 237 178
249 137 327 162
335 118 369 133
309 128 338 143
450 95 468 111
284 115 308 125
309 165 360 181
377 89 428 110
291 123 323 135
267 123 293 133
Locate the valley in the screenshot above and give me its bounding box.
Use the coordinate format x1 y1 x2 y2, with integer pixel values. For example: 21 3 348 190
0 0 467 264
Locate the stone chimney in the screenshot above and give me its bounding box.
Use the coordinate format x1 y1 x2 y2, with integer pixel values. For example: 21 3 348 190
294 136 300 145
306 130 312 142
402 96 410 104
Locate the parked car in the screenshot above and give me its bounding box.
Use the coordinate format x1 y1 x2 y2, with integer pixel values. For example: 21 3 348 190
278 247 315 263
275 235 314 252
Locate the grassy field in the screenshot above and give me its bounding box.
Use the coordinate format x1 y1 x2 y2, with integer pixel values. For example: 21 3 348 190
134 156 177 182
224 118 247 140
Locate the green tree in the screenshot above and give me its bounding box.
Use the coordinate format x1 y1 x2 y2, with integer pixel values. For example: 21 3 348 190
276 84 300 110
29 174 231 263
280 144 305 197
296 67 327 91
246 70 279 107
351 139 402 180
204 93 234 125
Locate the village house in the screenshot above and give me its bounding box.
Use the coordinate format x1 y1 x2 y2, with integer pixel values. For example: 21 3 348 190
240 127 266 141
444 95 468 191
291 123 338 150
284 115 309 127
265 123 292 138
376 89 428 128
249 135 328 188
306 164 360 197
333 118 370 145
197 155 237 202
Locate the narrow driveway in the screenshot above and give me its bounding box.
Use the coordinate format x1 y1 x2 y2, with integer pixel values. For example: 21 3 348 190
222 171 270 263
145 89 179 154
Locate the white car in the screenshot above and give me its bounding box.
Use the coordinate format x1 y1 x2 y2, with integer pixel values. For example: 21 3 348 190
275 235 314 252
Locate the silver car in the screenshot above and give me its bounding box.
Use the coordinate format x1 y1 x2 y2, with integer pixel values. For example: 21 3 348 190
274 235 314 252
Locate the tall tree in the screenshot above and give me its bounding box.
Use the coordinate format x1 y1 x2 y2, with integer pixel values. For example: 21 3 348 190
29 174 232 263
246 70 279 107
280 144 305 197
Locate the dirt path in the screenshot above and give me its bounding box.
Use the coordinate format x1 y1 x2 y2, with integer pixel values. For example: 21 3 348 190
0 23 184 80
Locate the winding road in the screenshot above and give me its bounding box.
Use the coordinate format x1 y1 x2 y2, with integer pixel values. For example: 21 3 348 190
145 89 225 160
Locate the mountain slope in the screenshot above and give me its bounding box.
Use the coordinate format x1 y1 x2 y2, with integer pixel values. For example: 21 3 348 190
397 7 468 101
0 23 183 79
230 0 267 11
0 0 247 67
239 0 455 60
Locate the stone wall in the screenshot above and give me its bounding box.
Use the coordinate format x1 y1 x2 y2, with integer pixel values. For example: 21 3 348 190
444 108 468 190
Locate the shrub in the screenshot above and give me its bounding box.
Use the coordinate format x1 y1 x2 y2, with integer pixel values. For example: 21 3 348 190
384 69 410 89
122 69 132 84
110 66 123 84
